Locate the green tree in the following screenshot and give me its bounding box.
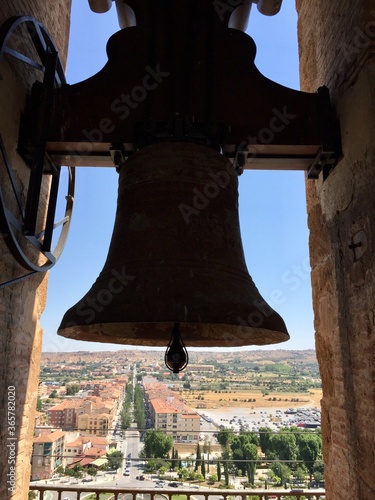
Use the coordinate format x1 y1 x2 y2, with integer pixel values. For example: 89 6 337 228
55 465 65 476
49 390 58 398
177 467 191 481
195 442 201 471
36 396 42 412
71 464 84 479
217 429 235 486
203 436 212 461
106 450 124 470
313 460 325 484
230 433 258 485
158 465 168 477
189 470 204 482
217 429 235 449
222 450 230 485
133 384 146 429
217 461 221 481
145 458 171 473
259 427 273 455
142 429 173 459
172 448 180 470
296 433 322 480
120 403 132 429
66 384 80 396
271 460 292 486
86 466 97 479
294 464 308 485
243 442 258 485
201 458 206 478
208 473 218 483
63 467 74 479
269 432 298 462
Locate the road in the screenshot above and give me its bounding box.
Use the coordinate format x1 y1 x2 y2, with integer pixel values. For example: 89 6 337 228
33 422 224 499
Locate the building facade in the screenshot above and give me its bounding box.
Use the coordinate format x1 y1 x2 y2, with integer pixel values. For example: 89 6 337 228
150 400 200 442
76 413 111 437
47 400 79 429
31 430 66 481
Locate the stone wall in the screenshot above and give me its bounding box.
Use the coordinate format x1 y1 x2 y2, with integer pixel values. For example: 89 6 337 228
297 1 375 499
0 1 71 499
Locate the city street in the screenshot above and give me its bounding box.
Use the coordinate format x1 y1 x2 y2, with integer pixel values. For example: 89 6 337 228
31 425 227 500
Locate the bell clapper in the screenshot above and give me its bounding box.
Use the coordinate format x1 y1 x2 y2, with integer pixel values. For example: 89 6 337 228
164 323 189 373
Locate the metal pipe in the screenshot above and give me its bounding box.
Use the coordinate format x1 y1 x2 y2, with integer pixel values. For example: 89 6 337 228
229 0 252 32
256 0 283 16
87 0 112 14
115 0 137 28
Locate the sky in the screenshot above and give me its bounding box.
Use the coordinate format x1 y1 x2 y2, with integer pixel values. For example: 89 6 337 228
40 1 315 353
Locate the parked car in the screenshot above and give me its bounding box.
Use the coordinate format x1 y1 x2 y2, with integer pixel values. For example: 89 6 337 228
168 482 180 487
136 475 145 480
155 481 165 488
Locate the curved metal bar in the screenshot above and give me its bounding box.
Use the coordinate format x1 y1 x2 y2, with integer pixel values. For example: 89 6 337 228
0 16 74 273
0 159 75 272
0 15 66 86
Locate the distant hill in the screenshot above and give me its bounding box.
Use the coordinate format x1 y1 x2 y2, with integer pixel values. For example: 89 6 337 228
41 348 318 370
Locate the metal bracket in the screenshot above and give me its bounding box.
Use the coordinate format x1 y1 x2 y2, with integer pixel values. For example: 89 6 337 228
307 148 337 180
109 145 126 168
134 116 228 152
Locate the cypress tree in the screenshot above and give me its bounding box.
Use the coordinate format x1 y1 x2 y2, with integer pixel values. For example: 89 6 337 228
195 442 201 471
217 461 221 481
201 458 206 478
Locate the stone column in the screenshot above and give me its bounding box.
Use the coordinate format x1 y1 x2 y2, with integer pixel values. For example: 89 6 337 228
297 1 375 498
0 2 71 499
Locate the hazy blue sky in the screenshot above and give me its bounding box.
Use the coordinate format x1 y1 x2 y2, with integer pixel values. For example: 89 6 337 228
41 1 315 353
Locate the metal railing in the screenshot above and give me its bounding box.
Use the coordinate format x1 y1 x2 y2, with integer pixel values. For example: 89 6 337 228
29 485 326 499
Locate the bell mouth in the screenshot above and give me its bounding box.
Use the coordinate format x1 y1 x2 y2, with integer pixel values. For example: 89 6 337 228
58 321 289 348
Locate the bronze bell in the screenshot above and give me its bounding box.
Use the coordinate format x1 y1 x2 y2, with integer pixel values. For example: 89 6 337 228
58 142 289 348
